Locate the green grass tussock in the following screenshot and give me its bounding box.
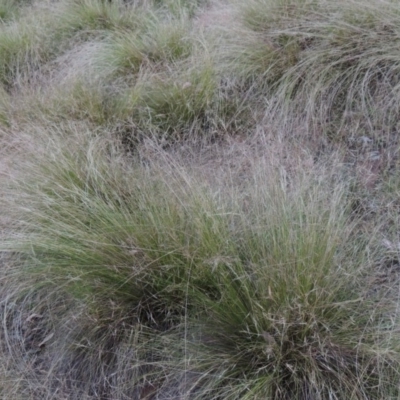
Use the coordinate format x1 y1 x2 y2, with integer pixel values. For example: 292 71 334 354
0 83 9 125
134 65 216 134
0 20 38 86
184 198 396 398
58 0 139 35
153 0 209 17
5 137 231 304
100 16 193 77
0 0 30 22
2 131 400 398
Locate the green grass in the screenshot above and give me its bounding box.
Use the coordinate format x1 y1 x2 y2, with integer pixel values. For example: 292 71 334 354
135 66 216 133
0 84 9 125
0 20 37 86
154 0 209 16
0 0 22 22
2 0 400 398
99 13 193 76
183 180 397 398
58 0 140 34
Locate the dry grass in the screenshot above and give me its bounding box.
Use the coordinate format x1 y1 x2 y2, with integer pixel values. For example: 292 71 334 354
1 0 400 399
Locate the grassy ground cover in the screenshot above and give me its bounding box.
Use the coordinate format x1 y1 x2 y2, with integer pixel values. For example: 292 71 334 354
1 0 400 398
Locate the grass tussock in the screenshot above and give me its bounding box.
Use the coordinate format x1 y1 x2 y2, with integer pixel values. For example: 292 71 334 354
0 20 38 86
58 0 140 35
221 0 400 142
1 129 400 398
2 0 400 398
0 83 9 125
99 14 193 76
0 0 30 22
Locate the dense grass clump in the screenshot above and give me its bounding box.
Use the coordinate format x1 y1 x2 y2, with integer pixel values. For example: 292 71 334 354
182 183 398 399
1 128 399 398
99 14 193 75
2 0 400 398
58 0 142 35
0 0 29 22
217 0 400 142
